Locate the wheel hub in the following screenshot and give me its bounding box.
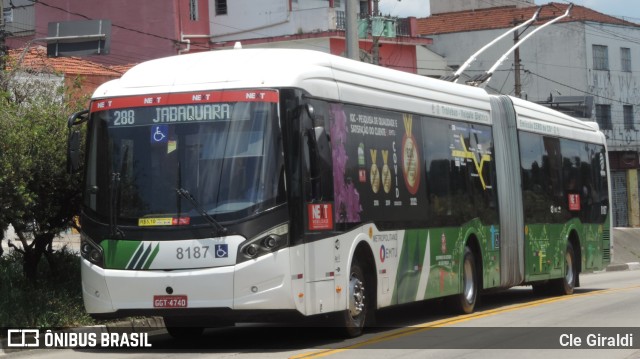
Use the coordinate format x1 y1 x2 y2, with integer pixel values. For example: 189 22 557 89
348 275 365 317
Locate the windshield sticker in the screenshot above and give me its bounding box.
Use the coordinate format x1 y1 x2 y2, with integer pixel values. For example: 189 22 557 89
167 140 177 154
138 217 191 227
308 203 334 231
150 125 168 143
214 244 229 258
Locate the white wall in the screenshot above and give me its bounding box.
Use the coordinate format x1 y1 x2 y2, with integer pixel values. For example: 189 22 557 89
210 0 335 42
584 22 640 151
417 45 450 78
427 20 640 152
427 22 588 102
235 38 332 53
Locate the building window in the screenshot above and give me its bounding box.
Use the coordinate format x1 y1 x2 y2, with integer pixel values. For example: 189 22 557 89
595 104 612 130
624 105 634 130
189 0 199 21
334 0 341 8
3 7 12 23
621 47 632 73
215 0 227 15
593 45 609 71
359 0 369 14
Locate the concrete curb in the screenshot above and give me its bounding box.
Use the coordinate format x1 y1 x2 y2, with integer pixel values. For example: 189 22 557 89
102 316 165 332
606 262 640 272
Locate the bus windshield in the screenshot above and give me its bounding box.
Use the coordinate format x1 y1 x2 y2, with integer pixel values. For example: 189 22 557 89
83 90 284 225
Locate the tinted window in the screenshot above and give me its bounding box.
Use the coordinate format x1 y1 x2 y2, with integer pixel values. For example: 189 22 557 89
423 118 497 227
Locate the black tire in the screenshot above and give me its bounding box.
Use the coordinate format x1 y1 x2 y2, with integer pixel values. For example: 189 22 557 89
447 246 478 314
339 257 369 338
531 242 576 296
554 241 576 295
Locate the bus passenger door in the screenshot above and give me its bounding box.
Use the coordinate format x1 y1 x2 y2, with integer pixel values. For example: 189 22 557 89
299 100 339 315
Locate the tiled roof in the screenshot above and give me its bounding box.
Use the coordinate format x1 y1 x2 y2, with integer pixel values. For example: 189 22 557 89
7 46 134 76
417 2 640 36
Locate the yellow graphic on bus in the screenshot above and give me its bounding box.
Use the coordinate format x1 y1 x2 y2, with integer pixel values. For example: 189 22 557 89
451 136 492 190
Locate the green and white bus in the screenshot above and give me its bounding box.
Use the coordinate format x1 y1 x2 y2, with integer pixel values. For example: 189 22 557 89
68 48 611 338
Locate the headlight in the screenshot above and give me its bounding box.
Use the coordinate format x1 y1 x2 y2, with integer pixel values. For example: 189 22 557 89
238 224 289 262
80 234 104 267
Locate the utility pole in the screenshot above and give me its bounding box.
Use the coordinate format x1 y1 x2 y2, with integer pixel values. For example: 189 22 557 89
372 0 380 65
514 29 522 98
345 0 359 60
0 0 5 70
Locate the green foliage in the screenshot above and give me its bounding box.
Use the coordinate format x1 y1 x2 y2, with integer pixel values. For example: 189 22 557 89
0 247 94 327
0 67 84 279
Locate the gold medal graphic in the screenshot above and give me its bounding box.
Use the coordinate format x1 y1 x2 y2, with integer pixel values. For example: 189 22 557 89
381 150 391 193
370 149 380 193
402 114 420 195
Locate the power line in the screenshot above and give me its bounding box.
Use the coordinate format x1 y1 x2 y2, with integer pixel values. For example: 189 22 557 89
525 69 637 106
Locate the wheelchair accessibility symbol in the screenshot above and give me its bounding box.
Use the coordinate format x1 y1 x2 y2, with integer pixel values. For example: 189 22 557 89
214 244 228 258
150 125 168 143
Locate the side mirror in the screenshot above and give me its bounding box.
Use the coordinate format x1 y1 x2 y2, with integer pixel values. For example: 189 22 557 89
67 109 89 174
305 126 331 200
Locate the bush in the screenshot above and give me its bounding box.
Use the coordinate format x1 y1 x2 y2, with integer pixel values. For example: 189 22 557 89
0 247 94 327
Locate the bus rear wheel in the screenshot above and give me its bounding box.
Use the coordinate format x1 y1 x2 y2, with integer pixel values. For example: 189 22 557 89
532 242 576 296
555 241 576 295
447 246 477 314
339 258 369 338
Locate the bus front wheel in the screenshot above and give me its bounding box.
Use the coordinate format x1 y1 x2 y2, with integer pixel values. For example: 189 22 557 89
339 258 369 337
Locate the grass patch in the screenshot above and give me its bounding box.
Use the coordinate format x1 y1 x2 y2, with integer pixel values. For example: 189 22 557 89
0 247 96 327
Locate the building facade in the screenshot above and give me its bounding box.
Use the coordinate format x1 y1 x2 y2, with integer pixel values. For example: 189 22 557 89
3 0 436 75
4 0 211 65
418 3 640 226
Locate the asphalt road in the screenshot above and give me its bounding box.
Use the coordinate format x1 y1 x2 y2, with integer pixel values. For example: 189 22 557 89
4 269 640 359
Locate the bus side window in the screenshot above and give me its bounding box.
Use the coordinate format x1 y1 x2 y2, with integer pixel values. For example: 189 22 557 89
520 132 551 223
301 100 334 203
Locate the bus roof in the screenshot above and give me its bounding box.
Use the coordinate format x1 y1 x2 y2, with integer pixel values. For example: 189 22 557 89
92 48 604 143
510 96 605 144
92 48 492 121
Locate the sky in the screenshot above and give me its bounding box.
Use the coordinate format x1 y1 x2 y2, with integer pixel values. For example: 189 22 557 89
377 0 640 22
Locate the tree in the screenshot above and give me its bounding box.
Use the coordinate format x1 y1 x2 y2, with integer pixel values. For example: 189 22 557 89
0 62 84 281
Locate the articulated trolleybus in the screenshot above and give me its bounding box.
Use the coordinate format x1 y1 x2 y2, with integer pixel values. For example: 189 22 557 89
68 48 611 338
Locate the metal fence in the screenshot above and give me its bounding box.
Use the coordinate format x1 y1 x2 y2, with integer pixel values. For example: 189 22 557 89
612 171 628 227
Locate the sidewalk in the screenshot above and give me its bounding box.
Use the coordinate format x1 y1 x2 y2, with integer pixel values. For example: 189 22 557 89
1 230 80 255
605 227 640 272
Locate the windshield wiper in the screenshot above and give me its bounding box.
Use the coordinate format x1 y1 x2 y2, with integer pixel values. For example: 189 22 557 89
175 188 228 237
109 172 125 238
109 144 129 239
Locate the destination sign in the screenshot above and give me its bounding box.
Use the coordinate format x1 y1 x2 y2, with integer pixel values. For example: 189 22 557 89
89 89 279 128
